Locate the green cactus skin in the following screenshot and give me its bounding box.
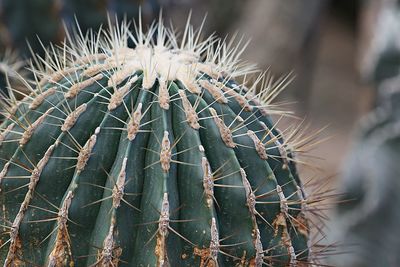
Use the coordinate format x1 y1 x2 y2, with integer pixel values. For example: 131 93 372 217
0 18 312 266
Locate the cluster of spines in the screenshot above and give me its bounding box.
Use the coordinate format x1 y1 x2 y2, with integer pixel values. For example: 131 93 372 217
0 16 326 266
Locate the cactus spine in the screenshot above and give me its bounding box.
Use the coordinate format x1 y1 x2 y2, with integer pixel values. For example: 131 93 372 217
0 17 315 266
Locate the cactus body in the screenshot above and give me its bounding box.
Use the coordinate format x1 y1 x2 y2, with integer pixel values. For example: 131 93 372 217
0 19 311 266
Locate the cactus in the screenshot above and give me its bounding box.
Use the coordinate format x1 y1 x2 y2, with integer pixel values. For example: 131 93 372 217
0 18 316 266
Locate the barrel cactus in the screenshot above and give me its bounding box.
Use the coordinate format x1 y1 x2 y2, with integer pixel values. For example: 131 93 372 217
0 17 316 266
0 0 159 57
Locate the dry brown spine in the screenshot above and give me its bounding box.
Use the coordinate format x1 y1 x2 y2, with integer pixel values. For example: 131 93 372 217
181 79 201 94
108 76 138 111
209 108 235 148
158 193 170 238
99 157 127 266
100 225 117 265
276 185 296 264
158 78 170 110
193 217 220 266
29 88 56 110
178 90 200 129
240 169 257 219
198 80 228 104
5 144 55 265
160 131 171 172
83 64 105 77
276 185 288 216
65 73 103 99
247 130 268 160
254 229 264 267
76 127 100 173
155 193 170 266
112 157 127 208
240 168 264 266
202 157 214 208
127 103 143 141
61 104 87 132
20 107 55 146
210 217 220 264
47 191 74 267
260 125 289 169
219 83 252 111
98 222 120 266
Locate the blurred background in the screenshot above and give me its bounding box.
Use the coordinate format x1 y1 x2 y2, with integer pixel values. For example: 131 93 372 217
2 0 399 266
